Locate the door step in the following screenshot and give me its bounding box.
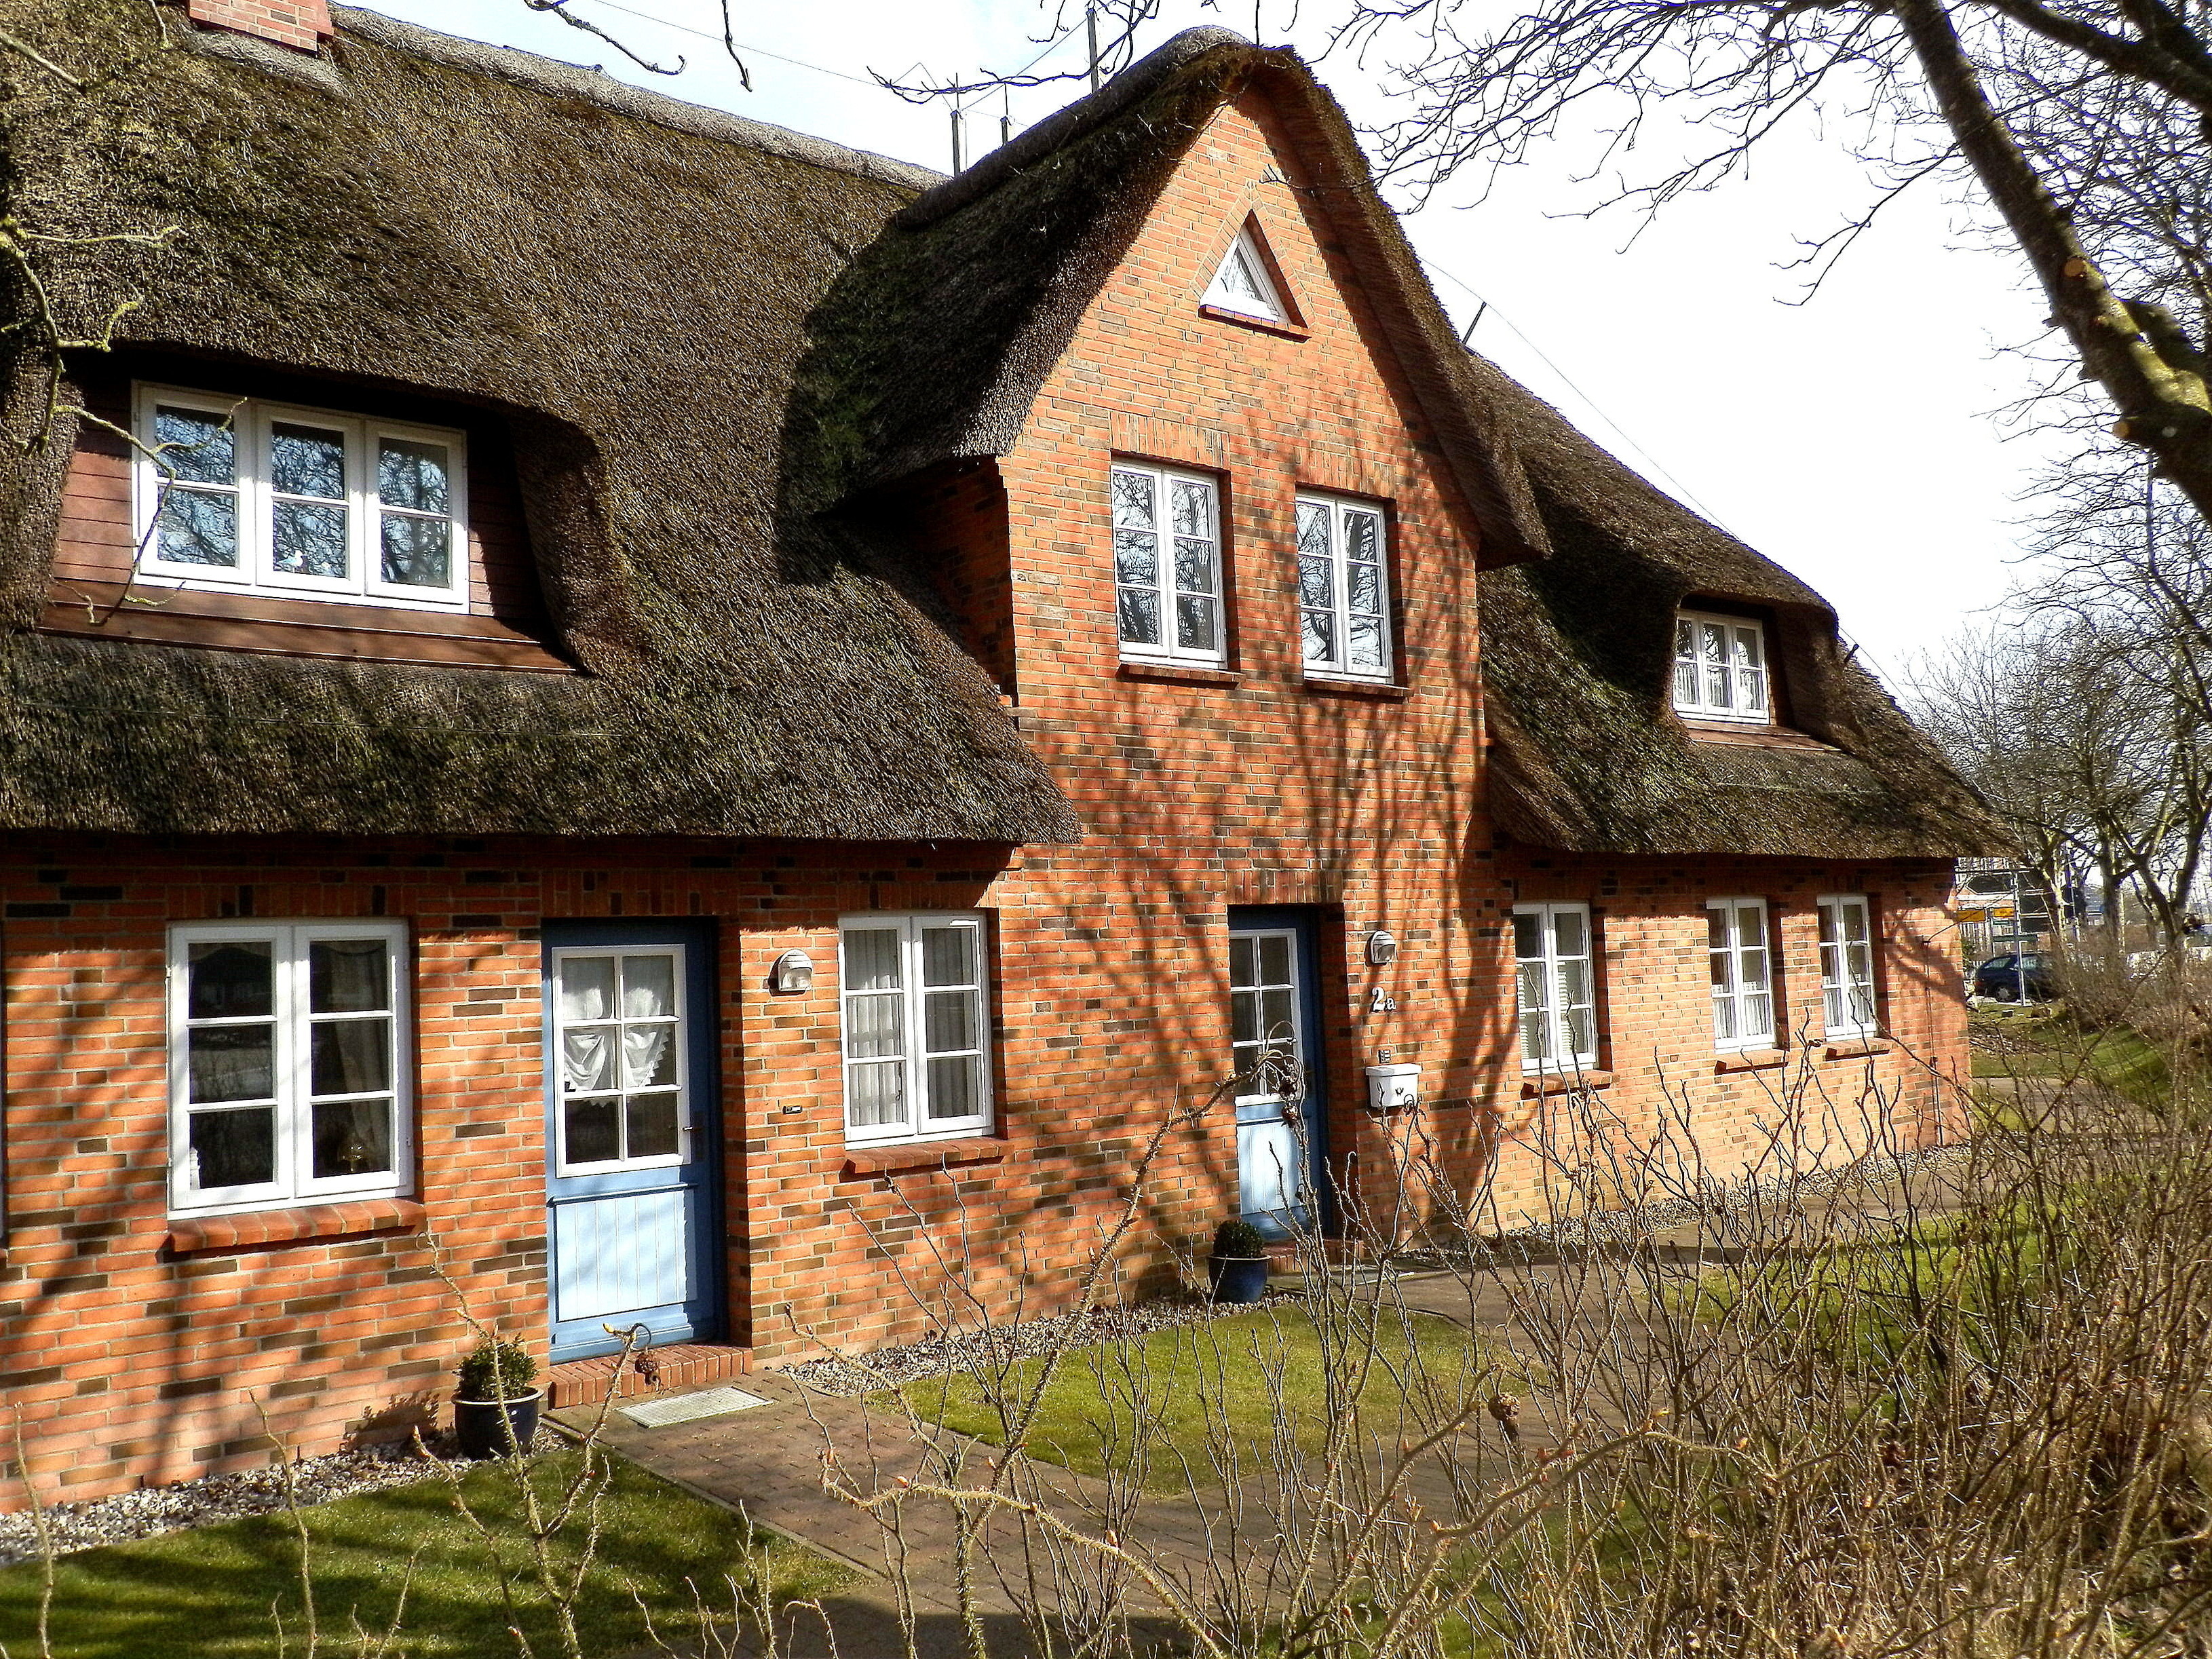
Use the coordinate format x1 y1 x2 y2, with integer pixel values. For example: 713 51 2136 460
545 1343 753 1409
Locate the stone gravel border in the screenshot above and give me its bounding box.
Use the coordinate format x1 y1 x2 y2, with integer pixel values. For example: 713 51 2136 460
0 1434 516 1567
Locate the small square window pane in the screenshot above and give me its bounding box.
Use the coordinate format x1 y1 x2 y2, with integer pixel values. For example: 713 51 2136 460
1118 587 1161 647
922 926 975 989
1513 914 1542 959
923 988 977 1054
378 438 449 513
565 1096 620 1164
1299 555 1335 609
1700 622 1728 663
1348 615 1384 670
310 938 387 1013
189 1025 274 1103
846 991 905 1059
1170 479 1212 538
1296 501 1329 558
190 940 273 1020
1520 1010 1548 1064
843 929 902 992
622 1025 676 1090
155 407 235 485
561 1029 615 1093
155 487 239 567
1673 662 1699 705
1734 626 1763 668
1258 935 1291 985
1706 662 1732 707
1232 989 1259 1046
1675 617 1694 657
1552 909 1586 957
1557 959 1590 1011
1229 935 1256 988
558 956 615 1022
1744 991 1774 1038
1737 904 1767 946
1818 904 1838 946
1176 594 1217 653
1113 529 1159 587
1259 988 1294 1044
1347 562 1381 615
1712 997 1737 1042
622 954 676 1018
1708 909 1730 951
1301 608 1336 665
311 1018 391 1097
381 515 451 588
269 422 347 499
1565 1006 1595 1058
626 1092 680 1158
1110 470 1154 529
189 1107 275 1189
847 1061 905 1128
1345 510 1380 563
312 1097 393 1179
1517 961 1548 1014
1173 537 1216 596
926 1054 980 1120
272 499 349 579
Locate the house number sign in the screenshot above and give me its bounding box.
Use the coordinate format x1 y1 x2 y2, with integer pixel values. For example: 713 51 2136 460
1368 985 1398 1014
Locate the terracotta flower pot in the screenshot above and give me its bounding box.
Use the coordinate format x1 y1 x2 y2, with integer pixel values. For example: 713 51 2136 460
454 1390 543 1458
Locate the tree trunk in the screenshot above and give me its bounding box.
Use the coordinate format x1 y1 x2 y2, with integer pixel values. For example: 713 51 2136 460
1892 0 2212 520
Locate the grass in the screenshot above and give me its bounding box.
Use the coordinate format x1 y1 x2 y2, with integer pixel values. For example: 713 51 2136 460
896 1305 1507 1493
1968 1012 2169 1100
0 1449 847 1659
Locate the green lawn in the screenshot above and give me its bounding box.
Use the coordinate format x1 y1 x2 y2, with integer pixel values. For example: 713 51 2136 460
0 1449 847 1659
1968 1014 2169 1099
897 1305 1506 1493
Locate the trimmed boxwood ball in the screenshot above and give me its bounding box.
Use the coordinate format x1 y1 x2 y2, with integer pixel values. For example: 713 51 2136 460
1211 1218 1267 1259
457 1335 538 1403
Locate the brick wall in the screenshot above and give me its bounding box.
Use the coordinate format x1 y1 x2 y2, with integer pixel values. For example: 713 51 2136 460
187 0 330 53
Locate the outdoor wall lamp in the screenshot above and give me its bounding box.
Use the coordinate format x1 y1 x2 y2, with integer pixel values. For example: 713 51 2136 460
1367 930 1399 966
769 950 815 994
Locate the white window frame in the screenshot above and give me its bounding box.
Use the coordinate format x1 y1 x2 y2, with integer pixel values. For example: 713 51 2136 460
1817 894 1880 1040
1513 902 1599 1072
132 383 470 613
1295 493 1394 682
549 944 691 1178
839 913 994 1147
1706 898 1777 1051
1201 225 1289 324
1673 609 1770 723
1109 462 1225 667
167 919 414 1217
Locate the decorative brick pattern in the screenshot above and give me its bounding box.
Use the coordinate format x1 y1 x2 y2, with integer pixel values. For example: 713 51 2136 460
186 0 331 52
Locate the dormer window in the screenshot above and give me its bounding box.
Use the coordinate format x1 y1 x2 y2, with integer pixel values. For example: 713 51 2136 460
1673 609 1768 723
1202 227 1288 324
133 385 470 613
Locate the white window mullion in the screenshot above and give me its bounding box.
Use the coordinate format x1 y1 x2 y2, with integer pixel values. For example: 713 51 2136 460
1673 609 1772 724
1707 898 1776 1050
842 912 993 1146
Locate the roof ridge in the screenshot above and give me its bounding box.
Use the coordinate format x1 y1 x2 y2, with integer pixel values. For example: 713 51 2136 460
892 24 1253 229
330 5 944 191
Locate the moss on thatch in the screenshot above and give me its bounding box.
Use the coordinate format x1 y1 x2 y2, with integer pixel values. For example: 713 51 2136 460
1466 355 2008 858
0 2 1076 841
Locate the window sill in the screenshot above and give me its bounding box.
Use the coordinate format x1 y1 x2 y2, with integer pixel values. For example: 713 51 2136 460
1522 1069 1614 1097
1198 304 1310 341
1118 660 1242 688
1713 1048 1787 1073
1303 673 1409 700
1822 1037 1890 1061
842 1137 1007 1177
167 1196 426 1254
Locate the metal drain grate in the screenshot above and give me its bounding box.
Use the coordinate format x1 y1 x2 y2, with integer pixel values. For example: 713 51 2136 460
617 1386 773 1428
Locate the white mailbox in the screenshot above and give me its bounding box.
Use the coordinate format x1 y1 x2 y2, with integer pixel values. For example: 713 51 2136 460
1365 1061 1421 1115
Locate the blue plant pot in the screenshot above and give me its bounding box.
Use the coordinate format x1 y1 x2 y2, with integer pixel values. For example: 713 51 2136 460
1208 1254 1271 1304
454 1391 542 1458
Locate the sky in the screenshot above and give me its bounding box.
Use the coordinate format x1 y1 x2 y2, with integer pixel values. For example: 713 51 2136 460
362 0 2066 683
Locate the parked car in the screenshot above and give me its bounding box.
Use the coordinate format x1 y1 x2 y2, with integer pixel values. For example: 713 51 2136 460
1975 952 2055 1002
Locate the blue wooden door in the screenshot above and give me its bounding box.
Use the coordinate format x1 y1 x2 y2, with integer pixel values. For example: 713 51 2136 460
544 921 721 1361
1227 908 1329 1237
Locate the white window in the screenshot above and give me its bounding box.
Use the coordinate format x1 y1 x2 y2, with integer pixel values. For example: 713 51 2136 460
550 947 688 1175
133 385 469 612
1514 903 1598 1071
1297 494 1392 680
840 913 992 1145
1111 463 1224 666
1706 898 1776 1050
1673 610 1769 723
167 921 413 1215
1817 894 1878 1038
1202 226 1287 324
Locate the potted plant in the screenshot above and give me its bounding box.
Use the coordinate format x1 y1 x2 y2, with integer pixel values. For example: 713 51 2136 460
453 1334 541 1458
1206 1217 1272 1304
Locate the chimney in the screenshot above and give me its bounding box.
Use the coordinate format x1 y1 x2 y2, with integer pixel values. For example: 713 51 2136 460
187 0 332 52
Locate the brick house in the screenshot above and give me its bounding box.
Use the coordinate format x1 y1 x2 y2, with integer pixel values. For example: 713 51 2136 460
0 2 2002 1504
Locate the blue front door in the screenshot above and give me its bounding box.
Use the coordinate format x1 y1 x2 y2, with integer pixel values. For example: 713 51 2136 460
544 921 721 1361
1227 908 1329 1237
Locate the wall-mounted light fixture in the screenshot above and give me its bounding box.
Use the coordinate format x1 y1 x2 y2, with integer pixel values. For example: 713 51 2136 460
1367 930 1398 966
769 950 815 994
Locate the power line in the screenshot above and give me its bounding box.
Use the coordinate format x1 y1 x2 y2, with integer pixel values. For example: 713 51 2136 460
579 0 885 88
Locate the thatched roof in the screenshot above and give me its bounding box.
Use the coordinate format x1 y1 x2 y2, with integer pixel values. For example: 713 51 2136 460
1468 354 2008 859
0 2 1077 841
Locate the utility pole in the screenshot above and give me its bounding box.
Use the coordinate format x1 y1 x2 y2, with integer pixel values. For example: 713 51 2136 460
950 105 966 173
1087 5 1100 92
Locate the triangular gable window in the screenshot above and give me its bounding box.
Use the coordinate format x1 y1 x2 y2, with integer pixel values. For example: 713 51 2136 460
1202 225 1289 323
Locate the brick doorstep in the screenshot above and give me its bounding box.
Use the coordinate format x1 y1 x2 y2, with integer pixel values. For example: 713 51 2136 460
544 1342 752 1409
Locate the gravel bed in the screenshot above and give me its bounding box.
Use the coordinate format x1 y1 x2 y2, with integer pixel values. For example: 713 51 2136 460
0 1434 506 1567
788 1291 1303 1397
